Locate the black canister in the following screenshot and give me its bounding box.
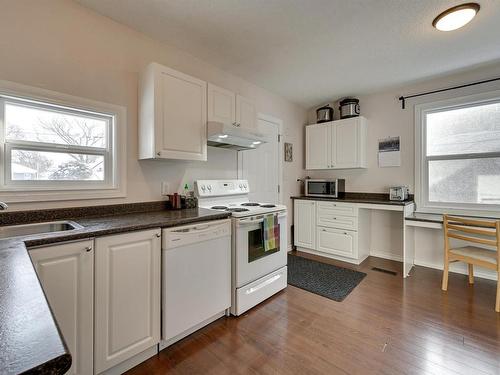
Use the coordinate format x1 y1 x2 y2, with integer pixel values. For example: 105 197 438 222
316 104 334 123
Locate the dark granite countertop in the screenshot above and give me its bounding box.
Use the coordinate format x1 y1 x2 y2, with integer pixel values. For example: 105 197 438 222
0 203 230 375
291 193 414 207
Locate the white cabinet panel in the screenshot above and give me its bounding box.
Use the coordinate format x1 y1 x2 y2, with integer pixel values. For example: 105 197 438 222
305 123 330 169
94 229 161 373
334 118 358 169
294 200 316 249
139 62 207 161
236 94 256 129
317 201 358 218
207 83 235 124
29 240 94 375
306 117 367 170
317 227 358 259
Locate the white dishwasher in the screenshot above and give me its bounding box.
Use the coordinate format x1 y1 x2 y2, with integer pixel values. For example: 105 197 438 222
160 219 231 349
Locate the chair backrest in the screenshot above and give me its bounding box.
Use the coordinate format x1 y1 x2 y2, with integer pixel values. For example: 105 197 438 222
443 215 500 256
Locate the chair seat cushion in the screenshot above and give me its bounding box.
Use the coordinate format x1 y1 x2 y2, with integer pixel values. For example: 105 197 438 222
450 246 498 264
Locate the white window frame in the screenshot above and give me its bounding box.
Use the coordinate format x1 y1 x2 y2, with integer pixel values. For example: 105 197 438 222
415 89 500 217
0 80 126 202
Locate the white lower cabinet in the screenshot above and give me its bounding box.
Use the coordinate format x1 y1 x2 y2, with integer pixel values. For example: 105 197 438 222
294 199 370 264
29 240 94 375
294 199 316 249
317 227 358 258
94 228 161 374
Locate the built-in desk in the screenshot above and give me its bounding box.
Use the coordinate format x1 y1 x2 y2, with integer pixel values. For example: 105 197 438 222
292 195 416 277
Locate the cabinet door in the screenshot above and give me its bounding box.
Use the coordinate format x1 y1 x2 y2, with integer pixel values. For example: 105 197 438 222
236 94 256 129
333 118 358 168
294 200 316 249
306 123 330 169
316 227 358 259
207 83 236 124
157 66 207 161
94 229 161 373
29 240 94 375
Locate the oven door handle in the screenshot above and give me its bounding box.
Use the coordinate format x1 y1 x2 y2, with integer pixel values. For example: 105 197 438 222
237 212 287 226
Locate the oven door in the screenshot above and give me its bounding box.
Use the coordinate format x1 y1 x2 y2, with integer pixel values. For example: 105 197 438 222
234 211 287 288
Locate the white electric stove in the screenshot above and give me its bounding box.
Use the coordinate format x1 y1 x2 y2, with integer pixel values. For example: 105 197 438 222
195 179 288 316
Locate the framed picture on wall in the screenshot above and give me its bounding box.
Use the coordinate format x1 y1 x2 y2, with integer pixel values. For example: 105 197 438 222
284 142 293 162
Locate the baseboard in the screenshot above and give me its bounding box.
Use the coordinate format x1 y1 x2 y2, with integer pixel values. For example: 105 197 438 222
98 345 158 375
369 251 403 262
414 259 498 281
159 311 226 351
295 247 365 265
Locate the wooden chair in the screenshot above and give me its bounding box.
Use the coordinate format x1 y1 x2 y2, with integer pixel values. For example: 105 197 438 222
442 215 500 312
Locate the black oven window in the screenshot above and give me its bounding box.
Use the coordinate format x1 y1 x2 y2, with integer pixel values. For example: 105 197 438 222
248 226 280 263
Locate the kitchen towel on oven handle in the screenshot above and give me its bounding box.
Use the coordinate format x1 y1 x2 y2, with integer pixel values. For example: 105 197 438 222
263 214 279 252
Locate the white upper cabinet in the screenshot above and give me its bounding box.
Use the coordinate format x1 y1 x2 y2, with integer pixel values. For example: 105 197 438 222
207 83 236 125
29 240 94 375
139 62 207 161
306 116 367 170
207 83 256 129
305 122 330 169
236 94 256 129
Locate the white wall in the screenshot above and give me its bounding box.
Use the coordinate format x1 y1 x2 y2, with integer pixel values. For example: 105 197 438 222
307 62 500 278
0 0 307 229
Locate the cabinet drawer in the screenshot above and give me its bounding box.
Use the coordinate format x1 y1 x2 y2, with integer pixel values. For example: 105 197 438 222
316 227 358 259
317 213 358 231
317 201 358 217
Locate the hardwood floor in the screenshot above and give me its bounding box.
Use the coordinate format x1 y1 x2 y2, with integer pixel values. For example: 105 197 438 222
126 253 500 375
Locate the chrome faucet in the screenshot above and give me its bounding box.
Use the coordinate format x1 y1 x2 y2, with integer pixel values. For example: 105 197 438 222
0 202 8 210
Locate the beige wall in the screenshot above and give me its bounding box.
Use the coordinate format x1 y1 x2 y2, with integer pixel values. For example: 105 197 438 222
0 0 307 220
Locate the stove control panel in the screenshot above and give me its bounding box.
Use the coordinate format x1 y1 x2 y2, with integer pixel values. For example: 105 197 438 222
195 179 249 197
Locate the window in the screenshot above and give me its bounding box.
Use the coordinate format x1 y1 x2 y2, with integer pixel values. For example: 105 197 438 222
416 90 500 215
0 81 126 201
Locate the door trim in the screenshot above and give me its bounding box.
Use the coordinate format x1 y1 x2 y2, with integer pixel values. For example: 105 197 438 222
237 113 283 204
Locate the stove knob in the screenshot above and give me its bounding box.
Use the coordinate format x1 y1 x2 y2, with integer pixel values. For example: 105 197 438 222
239 184 243 189
207 185 212 191
201 185 206 191
243 184 247 189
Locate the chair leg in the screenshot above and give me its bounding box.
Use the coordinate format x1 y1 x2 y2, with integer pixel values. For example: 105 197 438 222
496 276 499 313
468 264 474 284
442 261 449 291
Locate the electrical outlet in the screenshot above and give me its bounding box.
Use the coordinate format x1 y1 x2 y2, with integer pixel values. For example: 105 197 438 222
161 182 170 196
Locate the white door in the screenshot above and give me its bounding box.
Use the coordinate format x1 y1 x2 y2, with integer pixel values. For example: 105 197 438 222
238 116 280 203
334 118 358 168
236 94 256 129
29 240 94 375
306 123 330 169
94 229 161 373
157 66 207 161
294 200 316 249
207 83 236 124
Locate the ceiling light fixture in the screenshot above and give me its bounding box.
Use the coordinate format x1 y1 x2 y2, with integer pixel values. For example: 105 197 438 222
433 3 480 31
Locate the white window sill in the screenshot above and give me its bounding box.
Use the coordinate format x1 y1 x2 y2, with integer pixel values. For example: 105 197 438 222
0 186 126 203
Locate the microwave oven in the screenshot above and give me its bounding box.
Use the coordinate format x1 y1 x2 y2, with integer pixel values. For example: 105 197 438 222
305 179 345 198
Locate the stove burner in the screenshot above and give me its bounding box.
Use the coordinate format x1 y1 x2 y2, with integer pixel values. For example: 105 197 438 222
260 204 276 208
211 206 228 210
241 203 260 206
227 208 250 212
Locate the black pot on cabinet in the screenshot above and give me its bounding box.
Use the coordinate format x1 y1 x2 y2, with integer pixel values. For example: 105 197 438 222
316 104 333 123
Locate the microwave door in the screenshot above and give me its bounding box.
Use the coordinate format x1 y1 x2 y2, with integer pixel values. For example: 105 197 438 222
308 182 327 195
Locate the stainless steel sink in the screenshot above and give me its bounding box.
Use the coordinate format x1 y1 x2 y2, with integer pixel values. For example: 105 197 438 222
0 220 83 240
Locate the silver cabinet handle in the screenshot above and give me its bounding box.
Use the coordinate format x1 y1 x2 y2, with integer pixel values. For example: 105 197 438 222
155 233 161 238
157 152 161 156
85 246 92 252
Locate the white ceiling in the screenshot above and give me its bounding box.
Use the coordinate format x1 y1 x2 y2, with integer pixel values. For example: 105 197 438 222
76 0 500 108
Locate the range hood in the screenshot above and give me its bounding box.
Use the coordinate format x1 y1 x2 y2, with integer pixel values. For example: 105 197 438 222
207 121 266 151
